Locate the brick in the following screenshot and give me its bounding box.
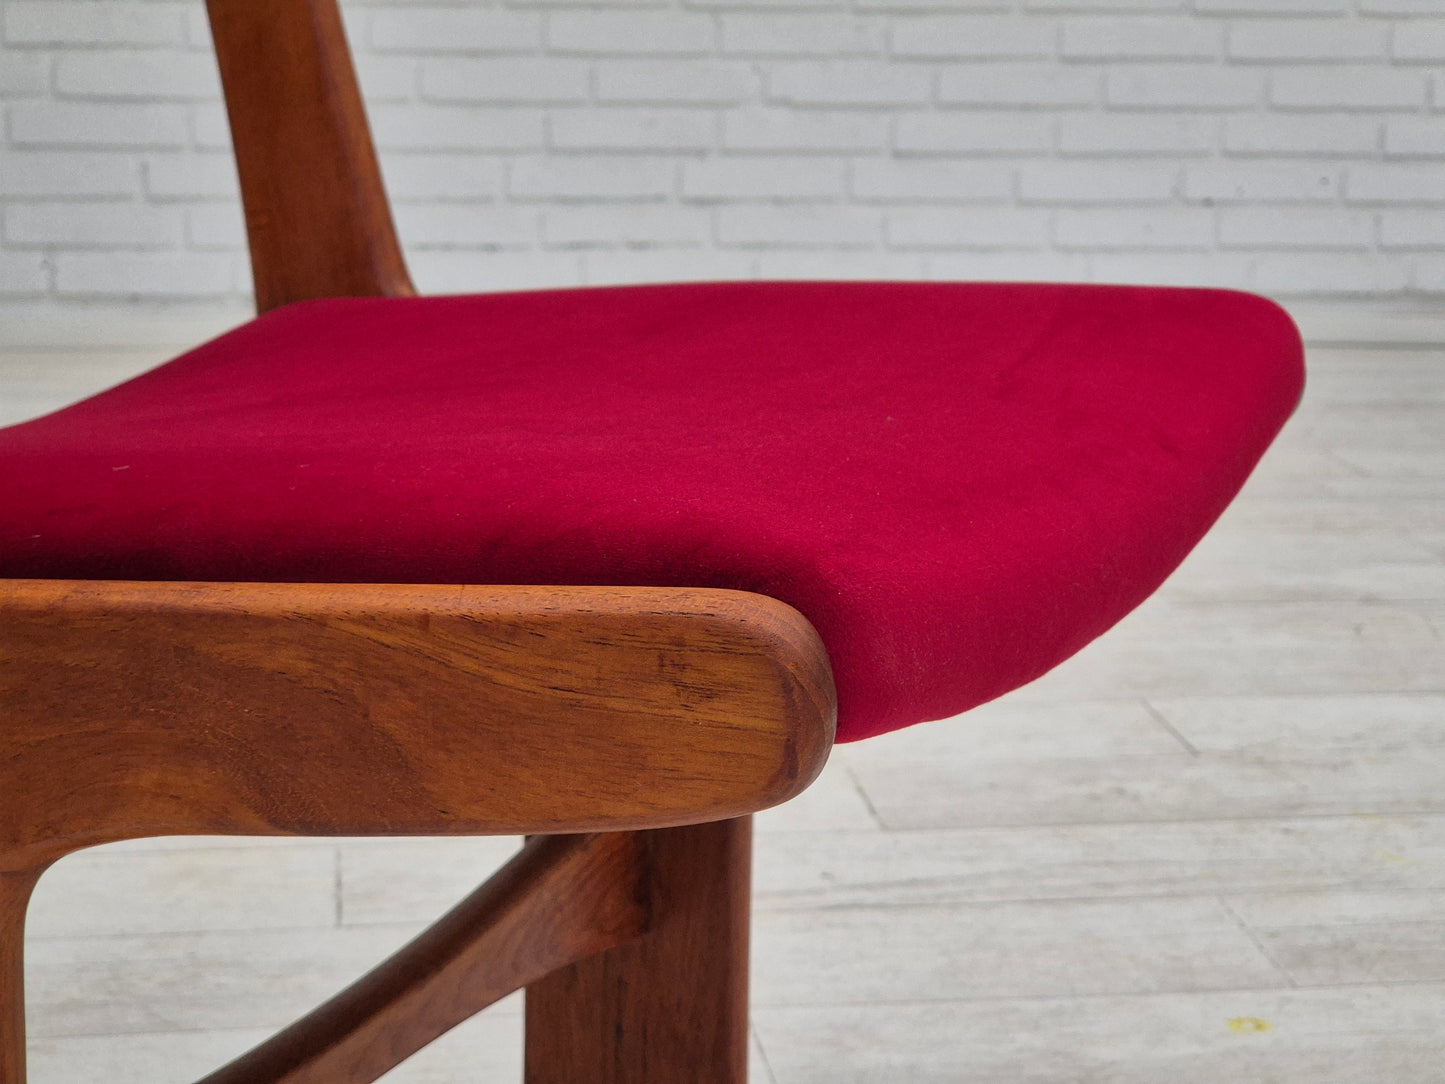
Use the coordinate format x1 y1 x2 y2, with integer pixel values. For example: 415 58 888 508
380 154 503 201
1412 258 1445 294
1060 18 1220 60
684 156 846 199
1029 0 1184 8
395 250 584 295
352 57 420 104
421 59 589 104
542 205 710 246
937 64 1100 107
1344 164 1445 204
1090 252 1254 289
1384 117 1445 157
1229 21 1389 62
885 207 1049 248
1059 114 1214 155
1184 164 1339 203
0 151 136 198
1219 207 1373 249
4 202 182 248
1380 211 1445 249
723 108 889 153
596 61 759 105
715 204 882 246
183 5 212 50
1361 0 1442 12
144 154 238 200
925 250 1089 282
546 11 715 55
55 251 239 297
1225 115 1380 156
1018 163 1178 203
767 63 932 107
1054 208 1213 249
3 2 186 47
850 160 1013 202
1106 66 1261 110
508 155 675 200
719 13 884 56
549 109 716 153
0 252 49 296
895 113 1054 155
393 204 538 248
1271 67 1425 110
1253 254 1408 295
1193 0 1347 12
368 106 547 152
191 104 233 151
754 251 925 279
580 249 756 287
9 102 189 149
682 0 833 9
54 49 220 100
856 0 1009 10
891 17 1056 60
0 49 48 95
369 8 541 53
186 204 246 249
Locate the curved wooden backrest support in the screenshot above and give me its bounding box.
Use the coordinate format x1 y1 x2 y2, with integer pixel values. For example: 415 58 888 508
206 0 414 312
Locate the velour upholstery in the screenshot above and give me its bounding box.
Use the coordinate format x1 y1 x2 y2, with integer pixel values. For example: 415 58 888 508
0 281 1303 741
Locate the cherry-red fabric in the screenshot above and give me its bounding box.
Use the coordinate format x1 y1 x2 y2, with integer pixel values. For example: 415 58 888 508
0 282 1304 741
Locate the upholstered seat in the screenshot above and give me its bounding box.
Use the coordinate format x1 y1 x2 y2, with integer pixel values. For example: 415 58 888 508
0 279 1302 742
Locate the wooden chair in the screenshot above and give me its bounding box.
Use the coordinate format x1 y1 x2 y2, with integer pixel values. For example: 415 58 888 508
0 2 1305 1081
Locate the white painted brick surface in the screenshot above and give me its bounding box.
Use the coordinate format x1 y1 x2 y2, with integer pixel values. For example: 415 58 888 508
3 2 187 48
1 0 1442 306
851 159 1011 201
1384 117 1445 157
1218 207 1375 249
0 251 49 296
886 206 1049 248
9 101 189 148
1105 66 1261 110
1228 21 1389 63
936 64 1098 107
1060 19 1220 61
1270 68 1427 111
685 156 846 199
1019 162 1177 203
4 202 182 248
720 14 883 57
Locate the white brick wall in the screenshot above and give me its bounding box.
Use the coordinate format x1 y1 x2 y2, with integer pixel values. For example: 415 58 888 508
2 0 1443 307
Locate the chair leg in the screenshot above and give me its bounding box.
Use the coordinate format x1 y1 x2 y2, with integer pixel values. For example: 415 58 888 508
0 868 43 1084
524 817 752 1084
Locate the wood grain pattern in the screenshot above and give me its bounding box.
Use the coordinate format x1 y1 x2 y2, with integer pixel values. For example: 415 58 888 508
205 0 414 312
196 832 647 1084
0 870 43 1084
525 818 752 1084
0 580 835 871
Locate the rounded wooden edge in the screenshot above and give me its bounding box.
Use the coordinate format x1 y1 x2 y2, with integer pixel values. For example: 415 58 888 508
0 580 838 854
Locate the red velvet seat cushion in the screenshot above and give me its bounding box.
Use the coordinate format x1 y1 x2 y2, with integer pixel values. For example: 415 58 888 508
0 282 1303 741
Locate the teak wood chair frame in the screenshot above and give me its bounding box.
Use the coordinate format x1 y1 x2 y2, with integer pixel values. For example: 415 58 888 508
0 3 840 1081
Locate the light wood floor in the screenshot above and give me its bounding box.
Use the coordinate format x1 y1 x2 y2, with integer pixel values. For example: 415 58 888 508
2 321 1442 1082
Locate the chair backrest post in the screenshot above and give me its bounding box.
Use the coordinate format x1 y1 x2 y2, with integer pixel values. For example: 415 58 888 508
206 0 414 313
